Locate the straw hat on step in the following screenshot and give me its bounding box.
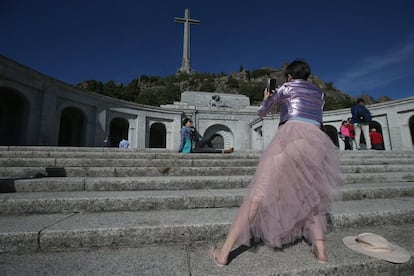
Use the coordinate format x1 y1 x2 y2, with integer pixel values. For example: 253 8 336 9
342 232 411 263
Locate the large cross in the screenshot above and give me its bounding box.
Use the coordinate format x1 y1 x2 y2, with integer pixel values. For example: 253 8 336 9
174 9 200 74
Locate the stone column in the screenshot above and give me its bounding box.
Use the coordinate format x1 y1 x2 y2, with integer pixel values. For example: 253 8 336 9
136 115 146 149
39 86 58 145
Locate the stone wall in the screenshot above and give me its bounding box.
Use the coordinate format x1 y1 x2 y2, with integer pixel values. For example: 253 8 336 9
1 54 413 151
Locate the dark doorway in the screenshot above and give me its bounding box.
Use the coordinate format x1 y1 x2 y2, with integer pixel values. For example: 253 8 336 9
324 125 339 147
109 118 129 147
149 123 166 148
0 88 28 145
58 107 85 146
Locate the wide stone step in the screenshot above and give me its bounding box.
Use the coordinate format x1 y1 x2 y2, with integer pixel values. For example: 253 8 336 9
1 183 413 215
0 146 175 153
7 172 414 193
342 164 414 173
10 176 250 192
2 144 413 153
343 171 414 183
1 147 414 160
0 223 412 275
0 157 260 168
0 166 256 178
2 164 414 178
2 157 414 168
338 151 414 158
0 150 261 160
340 158 414 165
0 197 413 253
0 148 411 160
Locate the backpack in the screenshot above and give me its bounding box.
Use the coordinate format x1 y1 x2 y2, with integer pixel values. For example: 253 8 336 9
190 127 201 148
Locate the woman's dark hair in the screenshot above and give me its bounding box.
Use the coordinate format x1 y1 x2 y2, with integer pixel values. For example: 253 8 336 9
357 98 365 104
182 118 192 126
284 59 311 81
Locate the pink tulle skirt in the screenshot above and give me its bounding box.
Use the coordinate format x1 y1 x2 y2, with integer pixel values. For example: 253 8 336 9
234 120 343 248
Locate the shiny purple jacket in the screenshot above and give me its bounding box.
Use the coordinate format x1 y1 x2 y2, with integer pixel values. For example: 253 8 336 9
257 79 324 123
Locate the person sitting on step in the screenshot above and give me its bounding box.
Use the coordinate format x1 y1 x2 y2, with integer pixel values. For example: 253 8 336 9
178 118 234 154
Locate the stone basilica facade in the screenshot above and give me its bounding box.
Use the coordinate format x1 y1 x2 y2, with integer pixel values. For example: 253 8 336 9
1 55 414 151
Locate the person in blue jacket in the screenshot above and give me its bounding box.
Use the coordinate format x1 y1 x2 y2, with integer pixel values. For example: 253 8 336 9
177 118 193 153
351 98 372 150
178 118 233 154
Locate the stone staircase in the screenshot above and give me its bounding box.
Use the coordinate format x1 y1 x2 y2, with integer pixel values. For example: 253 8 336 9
0 146 413 275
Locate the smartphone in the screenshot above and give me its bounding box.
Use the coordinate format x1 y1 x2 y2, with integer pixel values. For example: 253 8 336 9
266 78 277 94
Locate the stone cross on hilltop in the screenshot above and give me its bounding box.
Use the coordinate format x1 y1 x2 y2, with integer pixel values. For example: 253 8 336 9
174 9 200 74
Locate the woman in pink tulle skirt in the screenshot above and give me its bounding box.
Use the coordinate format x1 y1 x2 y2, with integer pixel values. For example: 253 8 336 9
210 60 343 266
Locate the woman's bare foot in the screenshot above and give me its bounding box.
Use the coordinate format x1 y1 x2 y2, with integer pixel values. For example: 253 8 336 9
312 239 328 264
209 247 227 267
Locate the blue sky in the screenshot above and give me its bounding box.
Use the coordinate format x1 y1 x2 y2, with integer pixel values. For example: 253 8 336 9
1 0 414 100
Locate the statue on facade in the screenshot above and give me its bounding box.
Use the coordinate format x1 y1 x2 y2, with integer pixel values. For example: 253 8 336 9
209 95 228 108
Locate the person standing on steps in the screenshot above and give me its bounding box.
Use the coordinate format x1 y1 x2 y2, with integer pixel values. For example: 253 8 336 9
346 117 356 150
209 59 343 266
340 120 352 150
351 98 372 150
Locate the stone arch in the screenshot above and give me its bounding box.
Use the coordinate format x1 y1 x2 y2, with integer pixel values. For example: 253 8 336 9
58 107 86 146
324 124 339 147
149 122 166 148
109 117 129 147
409 115 414 145
203 124 233 149
0 87 29 145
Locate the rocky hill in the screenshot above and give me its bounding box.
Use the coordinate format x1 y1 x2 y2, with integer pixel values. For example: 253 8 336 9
77 66 392 111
